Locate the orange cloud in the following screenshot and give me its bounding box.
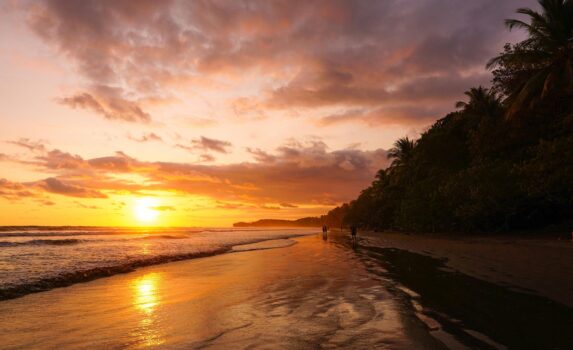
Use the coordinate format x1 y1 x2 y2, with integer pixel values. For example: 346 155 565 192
1 140 388 205
0 178 36 200
36 178 107 198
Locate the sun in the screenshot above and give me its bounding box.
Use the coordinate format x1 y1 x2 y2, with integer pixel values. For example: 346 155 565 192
134 198 159 224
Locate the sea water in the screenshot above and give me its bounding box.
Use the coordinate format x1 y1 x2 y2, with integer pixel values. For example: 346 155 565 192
0 226 313 299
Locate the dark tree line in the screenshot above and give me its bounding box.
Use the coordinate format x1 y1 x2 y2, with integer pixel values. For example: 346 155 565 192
321 0 573 233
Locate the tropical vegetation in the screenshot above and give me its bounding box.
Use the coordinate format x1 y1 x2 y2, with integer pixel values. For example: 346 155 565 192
319 0 573 233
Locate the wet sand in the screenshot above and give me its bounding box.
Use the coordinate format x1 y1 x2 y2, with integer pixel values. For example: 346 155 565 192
0 234 445 349
1 232 572 349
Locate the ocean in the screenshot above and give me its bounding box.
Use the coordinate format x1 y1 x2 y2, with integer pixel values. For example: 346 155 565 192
0 226 314 300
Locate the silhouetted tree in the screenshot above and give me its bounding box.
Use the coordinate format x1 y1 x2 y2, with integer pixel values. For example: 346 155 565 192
488 0 573 117
387 137 417 168
263 2 573 234
455 86 503 117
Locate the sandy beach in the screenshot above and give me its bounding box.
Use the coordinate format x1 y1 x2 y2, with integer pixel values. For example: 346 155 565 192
1 232 572 349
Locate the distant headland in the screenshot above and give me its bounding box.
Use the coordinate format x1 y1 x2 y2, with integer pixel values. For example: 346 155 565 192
233 217 322 227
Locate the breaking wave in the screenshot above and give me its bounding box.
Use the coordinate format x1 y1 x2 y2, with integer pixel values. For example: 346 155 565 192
0 239 83 247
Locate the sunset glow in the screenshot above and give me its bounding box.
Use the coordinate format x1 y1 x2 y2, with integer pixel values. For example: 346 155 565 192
0 1 531 226
134 198 160 224
2 1 572 349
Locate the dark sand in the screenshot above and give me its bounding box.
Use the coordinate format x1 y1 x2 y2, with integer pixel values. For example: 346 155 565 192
360 231 573 308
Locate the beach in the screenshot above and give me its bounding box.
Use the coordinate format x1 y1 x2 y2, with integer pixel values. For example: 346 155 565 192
0 233 444 349
1 231 572 349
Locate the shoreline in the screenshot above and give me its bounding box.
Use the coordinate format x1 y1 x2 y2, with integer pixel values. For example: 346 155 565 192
0 230 317 302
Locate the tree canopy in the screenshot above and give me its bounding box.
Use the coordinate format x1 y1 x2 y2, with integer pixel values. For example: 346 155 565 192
320 1 573 233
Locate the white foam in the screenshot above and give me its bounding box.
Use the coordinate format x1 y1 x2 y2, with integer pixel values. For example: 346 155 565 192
232 239 297 252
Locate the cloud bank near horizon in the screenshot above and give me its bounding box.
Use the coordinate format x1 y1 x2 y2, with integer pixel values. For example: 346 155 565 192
1 138 388 207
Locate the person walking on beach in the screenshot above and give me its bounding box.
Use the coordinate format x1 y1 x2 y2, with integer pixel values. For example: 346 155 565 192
322 225 328 240
350 225 357 246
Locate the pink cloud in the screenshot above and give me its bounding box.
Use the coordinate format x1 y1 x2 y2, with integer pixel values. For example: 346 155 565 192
20 0 532 126
57 90 151 123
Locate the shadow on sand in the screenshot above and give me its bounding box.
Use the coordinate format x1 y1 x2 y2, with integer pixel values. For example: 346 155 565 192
354 242 573 349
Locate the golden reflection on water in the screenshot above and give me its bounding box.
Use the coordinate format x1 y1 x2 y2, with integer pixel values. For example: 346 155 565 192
141 242 151 255
131 272 165 346
134 273 159 313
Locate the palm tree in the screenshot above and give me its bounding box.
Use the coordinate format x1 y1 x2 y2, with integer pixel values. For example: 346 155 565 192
387 137 416 168
487 0 573 117
455 86 503 117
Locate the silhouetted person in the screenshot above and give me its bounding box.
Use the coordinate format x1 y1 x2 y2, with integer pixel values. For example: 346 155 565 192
350 225 357 247
322 225 328 240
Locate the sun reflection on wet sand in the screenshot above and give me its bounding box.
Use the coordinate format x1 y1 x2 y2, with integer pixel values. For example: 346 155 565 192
131 272 165 346
0 235 451 349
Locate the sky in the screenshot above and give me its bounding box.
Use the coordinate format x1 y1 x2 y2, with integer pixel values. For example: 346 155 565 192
0 0 535 227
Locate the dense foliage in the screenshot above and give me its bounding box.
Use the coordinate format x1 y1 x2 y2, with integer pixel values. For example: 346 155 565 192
322 0 573 233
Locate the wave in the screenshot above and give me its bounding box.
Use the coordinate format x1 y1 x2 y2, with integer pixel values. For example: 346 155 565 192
139 234 189 240
0 226 305 238
0 239 83 247
0 227 205 238
0 230 315 301
0 235 190 247
0 231 201 238
202 228 299 233
0 248 230 301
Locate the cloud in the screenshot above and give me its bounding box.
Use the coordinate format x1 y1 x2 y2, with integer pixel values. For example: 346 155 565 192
74 201 100 209
5 140 388 205
280 202 298 208
260 205 281 211
57 90 151 123
37 177 107 198
21 0 534 126
128 132 163 143
150 205 176 211
319 106 445 127
36 149 86 170
6 138 47 152
177 136 232 155
231 97 268 120
191 137 232 154
0 178 36 200
37 199 56 206
216 202 247 210
246 148 276 163
198 154 216 163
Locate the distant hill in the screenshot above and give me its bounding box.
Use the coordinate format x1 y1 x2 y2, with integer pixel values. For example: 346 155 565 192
233 217 322 227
